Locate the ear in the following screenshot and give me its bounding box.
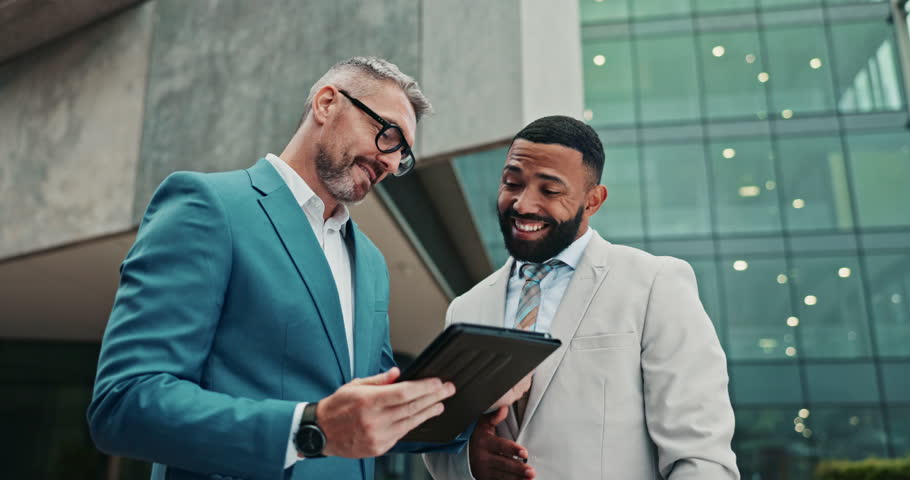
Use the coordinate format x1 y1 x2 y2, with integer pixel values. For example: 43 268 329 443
310 85 339 126
584 184 608 217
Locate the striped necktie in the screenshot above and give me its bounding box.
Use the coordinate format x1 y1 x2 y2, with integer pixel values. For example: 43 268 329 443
514 260 562 331
513 259 562 424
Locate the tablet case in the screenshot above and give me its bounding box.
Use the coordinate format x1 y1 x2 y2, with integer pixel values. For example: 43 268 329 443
397 323 562 443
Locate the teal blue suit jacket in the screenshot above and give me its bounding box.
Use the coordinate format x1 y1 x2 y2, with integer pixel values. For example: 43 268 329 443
88 159 466 480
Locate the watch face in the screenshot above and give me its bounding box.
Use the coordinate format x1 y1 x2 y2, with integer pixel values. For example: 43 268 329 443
298 425 325 456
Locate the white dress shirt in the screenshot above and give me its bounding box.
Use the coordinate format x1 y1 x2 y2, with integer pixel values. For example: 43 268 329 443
503 228 594 332
264 154 355 467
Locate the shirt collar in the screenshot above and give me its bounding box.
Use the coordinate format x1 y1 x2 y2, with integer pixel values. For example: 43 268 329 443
264 153 350 234
512 227 594 276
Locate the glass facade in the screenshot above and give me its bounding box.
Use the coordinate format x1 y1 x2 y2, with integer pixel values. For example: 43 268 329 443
455 0 910 477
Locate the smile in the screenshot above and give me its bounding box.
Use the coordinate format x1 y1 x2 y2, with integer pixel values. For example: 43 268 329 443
356 163 376 183
513 218 548 232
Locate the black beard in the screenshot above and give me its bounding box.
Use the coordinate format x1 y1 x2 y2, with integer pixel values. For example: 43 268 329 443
497 205 584 263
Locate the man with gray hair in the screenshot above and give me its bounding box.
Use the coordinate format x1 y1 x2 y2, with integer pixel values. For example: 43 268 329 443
88 56 522 480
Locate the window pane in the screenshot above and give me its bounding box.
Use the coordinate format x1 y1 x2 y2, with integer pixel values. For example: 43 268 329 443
584 40 636 126
733 407 814 480
695 0 756 13
881 362 910 403
643 143 712 236
579 0 630 23
453 147 510 266
805 362 881 404
764 24 837 116
811 407 889 461
831 21 905 113
722 257 796 360
698 30 769 120
709 138 782 234
730 364 804 404
759 0 821 9
632 0 690 18
636 34 702 123
888 407 910 457
847 131 910 229
791 256 873 359
866 254 910 358
776 136 854 232
689 258 726 346
591 144 644 239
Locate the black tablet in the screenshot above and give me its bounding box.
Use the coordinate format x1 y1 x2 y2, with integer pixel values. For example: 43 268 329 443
397 323 562 443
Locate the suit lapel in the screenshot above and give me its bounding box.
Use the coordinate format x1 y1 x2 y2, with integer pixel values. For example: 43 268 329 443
249 159 352 383
347 223 376 380
477 260 522 439
517 233 612 436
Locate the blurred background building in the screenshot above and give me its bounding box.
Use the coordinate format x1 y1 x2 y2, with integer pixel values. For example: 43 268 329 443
0 0 908 479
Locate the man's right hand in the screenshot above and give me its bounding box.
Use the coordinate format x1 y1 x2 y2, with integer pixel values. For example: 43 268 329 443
469 407 535 479
316 367 455 458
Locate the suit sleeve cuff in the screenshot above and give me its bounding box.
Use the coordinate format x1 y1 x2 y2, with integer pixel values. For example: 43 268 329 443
284 402 307 469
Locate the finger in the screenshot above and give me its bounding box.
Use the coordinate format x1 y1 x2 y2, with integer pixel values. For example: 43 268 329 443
387 382 455 421
351 367 400 386
484 454 534 478
488 406 509 427
391 399 446 437
376 377 454 408
484 436 528 460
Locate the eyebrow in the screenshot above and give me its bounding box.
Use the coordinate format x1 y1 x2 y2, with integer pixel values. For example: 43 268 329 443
502 165 568 187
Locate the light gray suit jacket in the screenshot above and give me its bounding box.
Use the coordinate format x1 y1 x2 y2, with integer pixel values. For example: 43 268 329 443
424 232 739 479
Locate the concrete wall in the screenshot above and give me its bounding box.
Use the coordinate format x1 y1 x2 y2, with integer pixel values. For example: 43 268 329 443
0 0 584 350
0 3 154 259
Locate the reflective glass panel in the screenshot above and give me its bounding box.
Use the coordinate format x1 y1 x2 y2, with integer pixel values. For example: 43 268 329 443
811 407 889 461
730 364 804 404
831 21 905 113
708 138 782 234
583 39 637 127
695 0 756 13
790 256 873 359
591 144 644 239
722 257 796 360
579 0 630 23
881 362 910 403
764 24 837 116
865 254 910 358
453 147 510 266
733 407 814 480
776 136 854 232
847 131 910 229
805 362 881 404
632 0 690 18
698 30 769 120
643 143 712 237
759 0 821 8
689 258 726 346
636 34 702 123
889 407 910 457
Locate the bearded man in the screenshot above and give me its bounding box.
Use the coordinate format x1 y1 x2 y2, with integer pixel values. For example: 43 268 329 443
424 115 740 480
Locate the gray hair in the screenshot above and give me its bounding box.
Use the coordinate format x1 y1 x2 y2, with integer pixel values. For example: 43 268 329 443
300 56 432 124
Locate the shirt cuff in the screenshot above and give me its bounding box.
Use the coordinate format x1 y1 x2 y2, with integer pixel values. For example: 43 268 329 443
284 402 307 469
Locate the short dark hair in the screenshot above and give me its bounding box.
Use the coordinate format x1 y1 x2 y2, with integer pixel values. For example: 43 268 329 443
511 115 605 186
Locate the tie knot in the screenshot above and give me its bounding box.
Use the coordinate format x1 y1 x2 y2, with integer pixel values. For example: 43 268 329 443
519 260 563 283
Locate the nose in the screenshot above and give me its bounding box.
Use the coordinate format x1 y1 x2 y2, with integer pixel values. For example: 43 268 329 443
512 190 539 215
375 150 401 176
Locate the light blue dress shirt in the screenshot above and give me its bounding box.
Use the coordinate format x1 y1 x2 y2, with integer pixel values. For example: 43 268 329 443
503 228 594 333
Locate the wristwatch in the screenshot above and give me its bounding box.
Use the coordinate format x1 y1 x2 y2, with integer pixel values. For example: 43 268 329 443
294 402 326 458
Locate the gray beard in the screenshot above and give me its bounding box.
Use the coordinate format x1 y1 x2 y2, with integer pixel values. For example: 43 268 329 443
315 145 365 205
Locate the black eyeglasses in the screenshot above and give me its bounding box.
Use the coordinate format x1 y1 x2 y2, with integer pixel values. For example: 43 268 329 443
339 89 415 177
